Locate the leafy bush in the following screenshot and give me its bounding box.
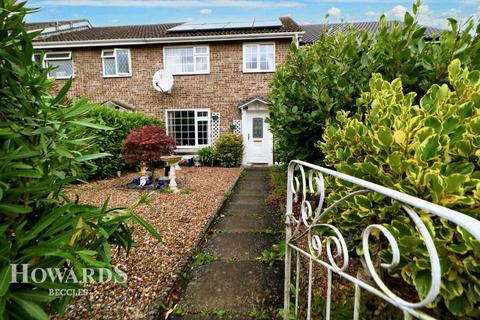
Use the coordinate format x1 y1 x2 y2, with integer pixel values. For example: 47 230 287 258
122 125 176 166
318 60 480 317
214 134 244 167
198 146 216 166
267 164 288 209
86 106 164 179
0 2 161 318
268 1 480 163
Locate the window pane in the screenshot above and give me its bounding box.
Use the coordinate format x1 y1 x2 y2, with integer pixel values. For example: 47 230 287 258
259 44 274 70
45 52 70 59
252 117 263 139
197 120 208 145
103 57 116 75
244 45 258 70
182 48 194 73
195 56 208 72
102 50 114 58
195 47 208 54
116 50 130 74
167 110 196 146
47 60 73 78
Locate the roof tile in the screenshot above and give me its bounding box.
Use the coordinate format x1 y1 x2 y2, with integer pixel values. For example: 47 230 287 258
35 17 302 43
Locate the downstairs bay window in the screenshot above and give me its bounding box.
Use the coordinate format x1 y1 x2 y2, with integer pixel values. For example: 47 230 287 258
166 109 210 148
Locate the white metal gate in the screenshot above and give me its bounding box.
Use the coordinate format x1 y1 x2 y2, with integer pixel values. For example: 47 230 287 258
284 160 480 320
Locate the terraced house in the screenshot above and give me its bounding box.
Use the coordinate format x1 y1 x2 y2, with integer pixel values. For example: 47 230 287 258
30 18 441 165
31 18 304 165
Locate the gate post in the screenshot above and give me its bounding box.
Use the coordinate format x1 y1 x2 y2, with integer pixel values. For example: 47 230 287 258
284 162 295 320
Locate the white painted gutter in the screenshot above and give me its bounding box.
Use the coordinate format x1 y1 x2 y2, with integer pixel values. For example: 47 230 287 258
33 31 305 49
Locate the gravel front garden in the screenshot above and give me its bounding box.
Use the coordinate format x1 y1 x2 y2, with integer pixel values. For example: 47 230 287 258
61 166 242 319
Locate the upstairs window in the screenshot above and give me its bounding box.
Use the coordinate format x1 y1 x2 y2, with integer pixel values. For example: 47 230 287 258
101 49 132 77
164 46 209 75
243 43 275 73
166 109 210 147
44 52 74 79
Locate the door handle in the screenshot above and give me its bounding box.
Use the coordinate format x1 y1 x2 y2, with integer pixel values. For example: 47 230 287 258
248 133 250 140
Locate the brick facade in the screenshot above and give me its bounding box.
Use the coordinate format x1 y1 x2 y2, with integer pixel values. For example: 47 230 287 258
56 39 291 132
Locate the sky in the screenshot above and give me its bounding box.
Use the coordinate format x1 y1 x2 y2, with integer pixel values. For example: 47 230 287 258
26 0 480 29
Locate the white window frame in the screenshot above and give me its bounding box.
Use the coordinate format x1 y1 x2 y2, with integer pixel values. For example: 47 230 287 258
163 45 210 75
101 48 132 78
242 42 276 73
165 109 211 148
43 51 74 79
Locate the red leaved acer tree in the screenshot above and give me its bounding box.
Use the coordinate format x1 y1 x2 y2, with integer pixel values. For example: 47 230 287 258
122 125 177 166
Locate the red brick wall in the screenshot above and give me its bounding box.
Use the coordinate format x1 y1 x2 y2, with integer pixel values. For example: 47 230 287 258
55 39 292 131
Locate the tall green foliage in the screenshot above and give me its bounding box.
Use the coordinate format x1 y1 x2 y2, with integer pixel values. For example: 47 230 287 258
0 2 161 318
86 106 164 179
319 60 480 317
268 1 480 163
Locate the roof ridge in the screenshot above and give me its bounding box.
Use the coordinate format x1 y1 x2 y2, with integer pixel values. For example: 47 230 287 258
303 20 403 26
90 22 184 29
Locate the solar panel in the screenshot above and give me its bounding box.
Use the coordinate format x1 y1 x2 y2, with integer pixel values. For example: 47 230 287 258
224 22 254 29
197 23 229 30
253 20 283 28
168 24 200 31
167 19 282 32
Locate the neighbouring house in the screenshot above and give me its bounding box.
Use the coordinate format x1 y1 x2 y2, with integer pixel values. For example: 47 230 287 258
300 21 443 45
30 18 441 165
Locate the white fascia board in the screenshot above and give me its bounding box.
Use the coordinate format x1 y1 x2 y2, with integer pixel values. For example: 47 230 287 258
33 31 305 49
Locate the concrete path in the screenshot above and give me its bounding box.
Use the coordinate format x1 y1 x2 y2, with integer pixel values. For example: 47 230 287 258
172 168 283 319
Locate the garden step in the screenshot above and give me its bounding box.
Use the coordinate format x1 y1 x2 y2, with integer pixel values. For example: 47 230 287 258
223 203 270 216
203 232 277 261
177 261 282 316
240 177 267 185
229 194 266 205
212 214 278 233
244 167 270 172
234 184 268 195
232 189 268 198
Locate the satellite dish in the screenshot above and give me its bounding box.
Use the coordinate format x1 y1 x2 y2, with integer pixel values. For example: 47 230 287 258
152 69 174 93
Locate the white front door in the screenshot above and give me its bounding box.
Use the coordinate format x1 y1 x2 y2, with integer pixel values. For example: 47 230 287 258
243 110 273 165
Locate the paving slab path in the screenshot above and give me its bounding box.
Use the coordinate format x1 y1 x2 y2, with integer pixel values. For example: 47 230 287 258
171 168 283 320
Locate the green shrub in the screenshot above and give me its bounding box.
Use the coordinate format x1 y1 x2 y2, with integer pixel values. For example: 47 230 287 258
267 164 288 209
87 105 163 179
214 134 244 167
268 1 480 163
318 60 480 317
0 2 161 318
198 146 216 166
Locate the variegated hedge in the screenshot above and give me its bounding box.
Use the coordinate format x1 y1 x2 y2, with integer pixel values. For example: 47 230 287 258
318 60 480 318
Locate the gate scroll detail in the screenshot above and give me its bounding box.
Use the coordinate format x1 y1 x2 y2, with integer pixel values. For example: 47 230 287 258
284 160 480 320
